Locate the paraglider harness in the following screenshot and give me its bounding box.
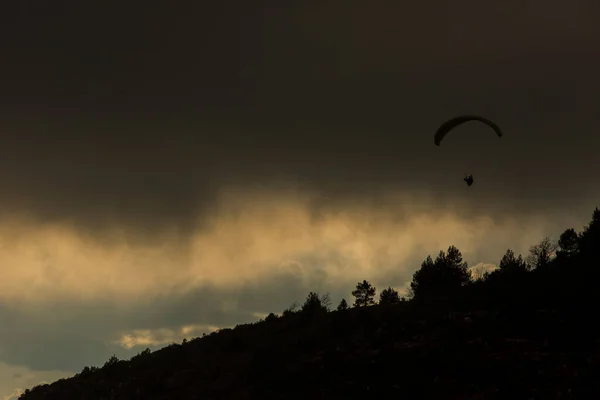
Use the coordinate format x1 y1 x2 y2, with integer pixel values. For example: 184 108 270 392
464 175 474 186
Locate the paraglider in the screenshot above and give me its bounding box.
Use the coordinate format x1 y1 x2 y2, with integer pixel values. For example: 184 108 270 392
434 115 502 186
434 115 502 147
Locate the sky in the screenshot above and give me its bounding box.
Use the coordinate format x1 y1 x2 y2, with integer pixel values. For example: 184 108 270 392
1 0 600 397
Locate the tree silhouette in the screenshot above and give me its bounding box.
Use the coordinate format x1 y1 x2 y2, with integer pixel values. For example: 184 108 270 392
557 228 579 257
526 236 558 270
410 246 471 300
301 292 330 314
409 255 434 298
336 298 348 311
379 286 401 305
351 280 376 307
320 292 332 311
482 249 529 298
103 355 120 369
579 207 600 258
499 249 527 273
265 312 278 322
282 302 299 317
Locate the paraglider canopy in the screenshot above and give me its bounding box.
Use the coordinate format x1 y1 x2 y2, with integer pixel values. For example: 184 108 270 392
434 115 502 147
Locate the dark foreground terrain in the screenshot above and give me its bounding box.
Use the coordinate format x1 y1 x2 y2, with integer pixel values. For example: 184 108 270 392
18 302 600 400
19 207 600 399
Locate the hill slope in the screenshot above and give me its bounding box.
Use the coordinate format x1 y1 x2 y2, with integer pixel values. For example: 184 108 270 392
18 302 600 399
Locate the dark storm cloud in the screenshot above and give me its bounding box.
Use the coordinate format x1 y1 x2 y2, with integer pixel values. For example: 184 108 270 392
0 1 599 230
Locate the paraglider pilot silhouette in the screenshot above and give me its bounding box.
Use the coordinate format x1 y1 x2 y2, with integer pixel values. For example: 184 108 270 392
434 115 502 187
464 175 474 186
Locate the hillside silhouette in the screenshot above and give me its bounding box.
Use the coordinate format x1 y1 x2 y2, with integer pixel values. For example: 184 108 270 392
18 207 600 399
